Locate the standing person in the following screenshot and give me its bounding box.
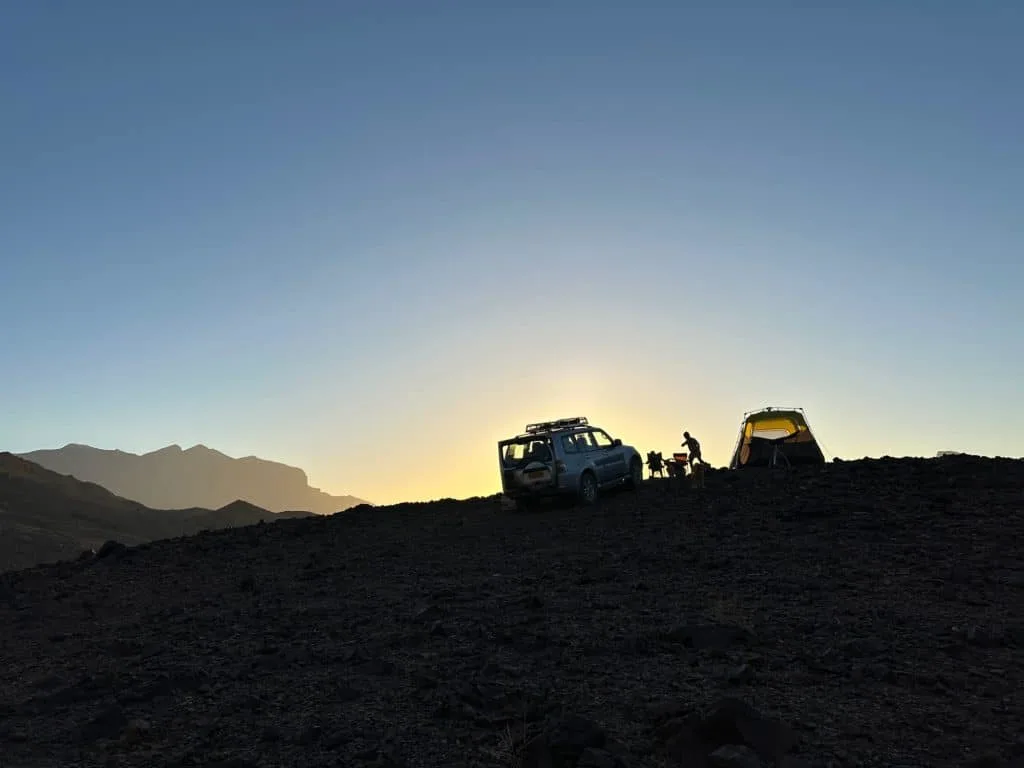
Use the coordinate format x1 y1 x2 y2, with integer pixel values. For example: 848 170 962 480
681 431 708 468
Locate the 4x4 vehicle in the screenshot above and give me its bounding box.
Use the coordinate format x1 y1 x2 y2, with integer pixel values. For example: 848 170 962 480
498 417 643 507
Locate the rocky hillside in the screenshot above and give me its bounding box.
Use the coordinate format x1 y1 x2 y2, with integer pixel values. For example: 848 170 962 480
19 443 366 514
1 455 1022 767
0 453 314 572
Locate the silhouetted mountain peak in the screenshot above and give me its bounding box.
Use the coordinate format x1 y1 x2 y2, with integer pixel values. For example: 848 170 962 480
18 443 368 514
60 443 130 456
184 444 229 458
216 499 269 516
146 444 183 455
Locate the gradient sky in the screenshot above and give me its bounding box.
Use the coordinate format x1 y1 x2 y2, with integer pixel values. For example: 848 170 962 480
2 2 1021 506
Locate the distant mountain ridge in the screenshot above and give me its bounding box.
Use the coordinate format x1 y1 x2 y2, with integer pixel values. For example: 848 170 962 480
18 443 367 515
0 452 316 573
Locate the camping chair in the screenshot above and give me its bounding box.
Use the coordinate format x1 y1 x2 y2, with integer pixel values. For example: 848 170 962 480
646 451 665 477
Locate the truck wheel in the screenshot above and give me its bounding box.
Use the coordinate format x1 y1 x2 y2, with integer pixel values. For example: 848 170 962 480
578 471 598 505
625 457 643 489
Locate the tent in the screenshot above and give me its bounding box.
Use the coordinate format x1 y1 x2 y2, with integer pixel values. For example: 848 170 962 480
729 407 826 469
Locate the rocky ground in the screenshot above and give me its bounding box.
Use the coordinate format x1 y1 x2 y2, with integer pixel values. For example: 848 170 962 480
1 455 1022 768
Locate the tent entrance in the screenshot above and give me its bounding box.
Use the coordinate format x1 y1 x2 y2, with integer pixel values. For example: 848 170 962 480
729 407 826 469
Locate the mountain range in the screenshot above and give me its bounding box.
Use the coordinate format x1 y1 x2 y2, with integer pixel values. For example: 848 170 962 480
0 452 324 573
18 443 367 515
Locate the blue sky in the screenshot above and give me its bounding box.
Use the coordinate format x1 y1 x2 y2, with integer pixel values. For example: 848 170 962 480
2 1 1021 504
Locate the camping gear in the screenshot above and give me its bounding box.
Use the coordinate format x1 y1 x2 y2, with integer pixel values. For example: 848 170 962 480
665 452 689 477
646 451 666 477
729 407 826 469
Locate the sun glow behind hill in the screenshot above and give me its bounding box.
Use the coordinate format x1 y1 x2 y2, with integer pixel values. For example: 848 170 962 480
305 381 1022 507
2 3 1022 508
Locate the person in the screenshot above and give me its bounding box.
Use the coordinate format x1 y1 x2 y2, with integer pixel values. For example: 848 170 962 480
681 431 708 468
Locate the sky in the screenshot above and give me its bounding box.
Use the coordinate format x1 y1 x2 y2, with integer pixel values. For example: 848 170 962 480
1 1 1021 506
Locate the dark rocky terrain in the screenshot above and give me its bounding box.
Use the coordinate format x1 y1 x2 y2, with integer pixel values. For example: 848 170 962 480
0 454 314 573
1 455 1022 768
19 443 367 515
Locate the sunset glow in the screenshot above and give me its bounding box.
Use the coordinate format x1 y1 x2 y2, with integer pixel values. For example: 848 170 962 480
2 3 1021 507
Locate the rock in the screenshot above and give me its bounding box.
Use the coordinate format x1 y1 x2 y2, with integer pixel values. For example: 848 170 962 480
864 663 891 681
414 604 444 622
657 698 799 764
548 714 606 757
2 727 29 742
578 747 619 767
339 645 372 663
696 698 761 744
661 719 709 764
655 716 692 745
710 744 762 768
522 734 554 768
727 664 756 684
124 675 174 703
647 700 689 723
525 594 546 610
839 636 887 657
80 704 128 742
520 715 608 767
362 657 396 676
323 730 349 749
336 684 361 702
96 540 128 560
413 673 438 690
604 739 632 766
707 698 798 761
429 620 448 636
121 718 151 744
967 754 1005 768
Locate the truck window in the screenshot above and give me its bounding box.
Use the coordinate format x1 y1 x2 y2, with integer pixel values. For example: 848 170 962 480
574 432 596 451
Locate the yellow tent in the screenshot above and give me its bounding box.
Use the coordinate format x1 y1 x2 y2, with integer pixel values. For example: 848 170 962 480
729 407 826 469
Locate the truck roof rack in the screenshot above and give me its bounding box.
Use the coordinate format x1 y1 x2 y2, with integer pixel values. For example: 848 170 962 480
525 417 589 434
